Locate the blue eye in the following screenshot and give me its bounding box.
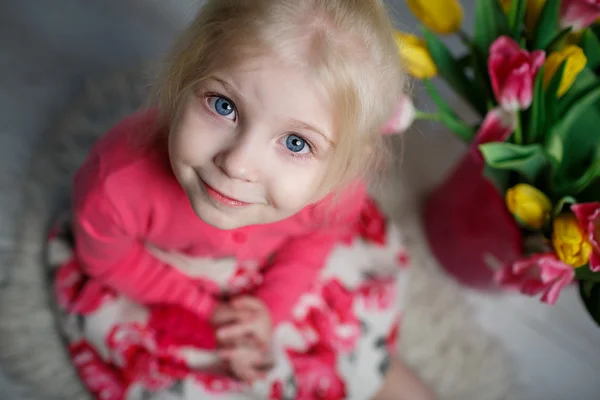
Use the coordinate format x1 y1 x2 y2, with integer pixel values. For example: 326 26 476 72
207 95 236 120
285 134 310 154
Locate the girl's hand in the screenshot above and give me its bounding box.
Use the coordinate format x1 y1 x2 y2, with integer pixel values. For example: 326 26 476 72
219 342 273 383
215 296 273 348
212 296 274 382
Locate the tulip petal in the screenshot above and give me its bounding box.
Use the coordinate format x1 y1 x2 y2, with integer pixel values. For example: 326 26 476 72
560 0 600 31
590 251 600 272
488 36 545 111
496 253 574 305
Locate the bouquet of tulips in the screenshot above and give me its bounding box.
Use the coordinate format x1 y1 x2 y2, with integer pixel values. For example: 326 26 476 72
396 0 600 326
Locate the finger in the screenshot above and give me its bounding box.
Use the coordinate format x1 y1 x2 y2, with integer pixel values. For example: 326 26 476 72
231 296 265 313
217 322 255 342
233 363 265 383
220 348 266 383
211 307 241 326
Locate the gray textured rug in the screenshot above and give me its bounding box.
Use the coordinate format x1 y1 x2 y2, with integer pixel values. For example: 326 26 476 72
0 68 518 400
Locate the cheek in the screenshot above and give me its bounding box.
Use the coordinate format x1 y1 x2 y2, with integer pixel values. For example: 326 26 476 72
269 165 328 211
170 109 221 165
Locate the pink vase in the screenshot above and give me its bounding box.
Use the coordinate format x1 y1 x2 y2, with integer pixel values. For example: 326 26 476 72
423 153 523 290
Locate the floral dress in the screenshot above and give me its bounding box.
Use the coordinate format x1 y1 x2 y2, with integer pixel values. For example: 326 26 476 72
47 199 410 400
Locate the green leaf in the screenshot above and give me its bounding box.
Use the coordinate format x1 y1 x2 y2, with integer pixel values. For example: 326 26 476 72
559 80 600 118
552 195 576 217
422 28 487 116
526 65 547 144
575 265 600 283
545 131 564 166
546 27 574 53
483 164 512 192
581 28 600 70
479 142 549 182
532 0 561 50
558 67 597 114
473 0 510 55
579 281 600 327
467 43 496 110
579 177 600 203
508 0 527 39
559 81 600 123
548 81 600 148
553 159 600 195
543 60 567 134
423 80 475 141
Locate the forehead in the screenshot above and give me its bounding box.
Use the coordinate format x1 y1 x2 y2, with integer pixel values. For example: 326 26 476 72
210 55 335 141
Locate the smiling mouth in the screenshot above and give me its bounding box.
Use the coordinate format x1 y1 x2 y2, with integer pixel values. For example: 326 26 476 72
199 179 251 207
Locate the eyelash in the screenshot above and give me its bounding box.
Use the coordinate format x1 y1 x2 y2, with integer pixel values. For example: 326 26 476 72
202 91 317 160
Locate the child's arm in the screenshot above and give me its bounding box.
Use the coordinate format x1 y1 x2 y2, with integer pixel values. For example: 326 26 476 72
254 230 347 325
73 185 217 318
255 182 367 326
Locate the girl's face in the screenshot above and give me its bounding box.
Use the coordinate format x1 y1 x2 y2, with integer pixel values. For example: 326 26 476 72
169 55 337 230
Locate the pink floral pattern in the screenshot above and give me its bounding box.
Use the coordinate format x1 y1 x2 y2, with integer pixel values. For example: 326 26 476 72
294 279 361 353
356 198 388 245
227 260 263 295
386 316 402 353
69 340 126 400
148 305 218 350
396 250 411 269
288 344 346 400
193 372 244 394
55 258 115 315
357 277 397 311
269 380 285 399
106 323 189 391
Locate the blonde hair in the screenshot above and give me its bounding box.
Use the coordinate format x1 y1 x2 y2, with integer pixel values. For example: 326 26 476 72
155 0 405 192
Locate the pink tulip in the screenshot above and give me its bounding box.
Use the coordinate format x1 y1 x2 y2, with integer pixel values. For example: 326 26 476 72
495 253 575 305
488 36 545 111
470 107 516 163
560 0 600 31
382 94 415 135
572 202 600 272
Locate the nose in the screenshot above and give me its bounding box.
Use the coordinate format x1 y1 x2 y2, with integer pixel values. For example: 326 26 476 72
214 132 260 182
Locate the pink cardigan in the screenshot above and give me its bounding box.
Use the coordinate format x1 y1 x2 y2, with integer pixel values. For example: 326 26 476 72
72 110 367 325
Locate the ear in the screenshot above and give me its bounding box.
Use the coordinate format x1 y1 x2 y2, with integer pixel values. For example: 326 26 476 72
381 93 415 135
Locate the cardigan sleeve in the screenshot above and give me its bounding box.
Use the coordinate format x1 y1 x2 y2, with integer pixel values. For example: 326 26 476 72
254 182 367 326
73 175 217 319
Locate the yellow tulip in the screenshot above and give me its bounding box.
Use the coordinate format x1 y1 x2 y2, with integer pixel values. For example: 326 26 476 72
394 32 438 79
525 0 546 34
506 184 552 230
543 45 587 97
552 214 592 268
406 0 463 35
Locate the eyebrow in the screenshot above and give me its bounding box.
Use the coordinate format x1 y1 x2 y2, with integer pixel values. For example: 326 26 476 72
211 77 242 101
291 120 335 147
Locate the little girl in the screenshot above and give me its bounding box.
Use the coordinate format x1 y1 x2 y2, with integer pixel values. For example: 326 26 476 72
48 0 434 399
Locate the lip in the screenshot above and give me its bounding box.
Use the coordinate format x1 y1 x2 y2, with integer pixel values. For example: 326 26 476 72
200 179 251 207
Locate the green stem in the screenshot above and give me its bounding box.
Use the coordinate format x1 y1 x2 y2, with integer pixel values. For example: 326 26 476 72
414 111 442 122
514 110 523 144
